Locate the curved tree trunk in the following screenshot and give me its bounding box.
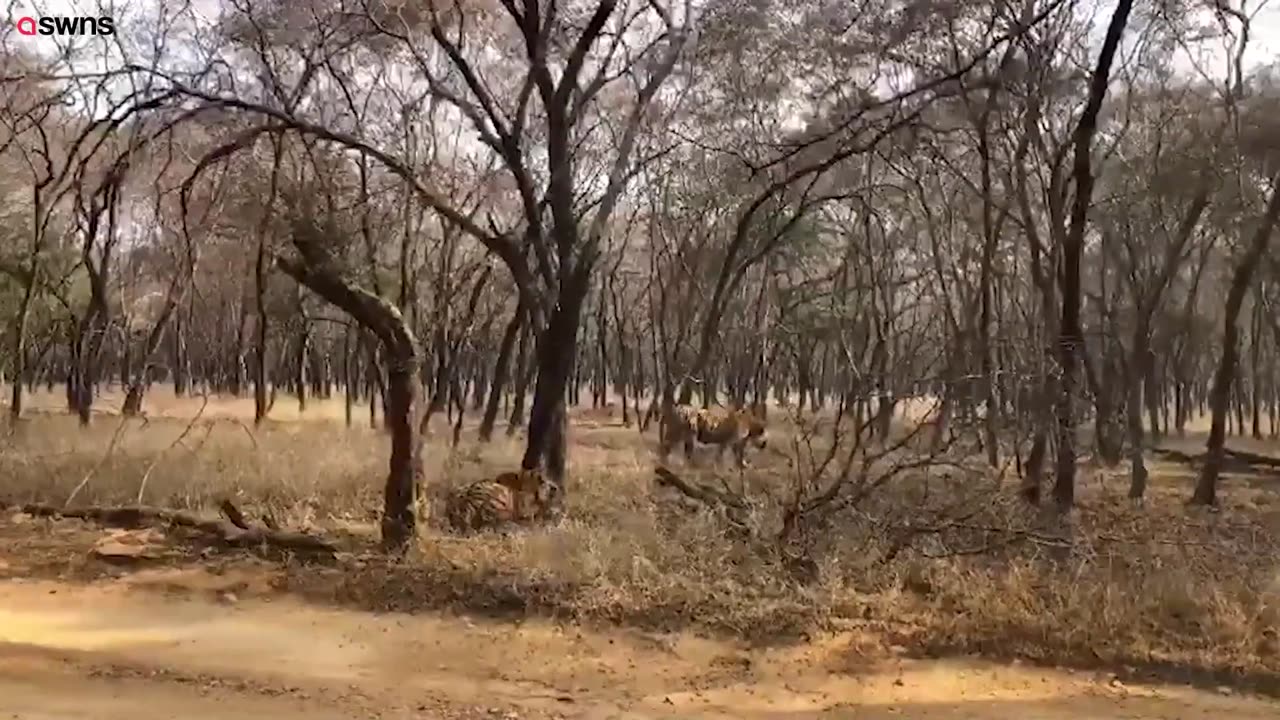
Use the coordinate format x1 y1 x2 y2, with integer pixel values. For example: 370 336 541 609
1193 173 1280 505
280 217 424 553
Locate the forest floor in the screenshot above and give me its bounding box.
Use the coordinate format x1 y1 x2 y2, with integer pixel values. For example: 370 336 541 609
2 386 1280 717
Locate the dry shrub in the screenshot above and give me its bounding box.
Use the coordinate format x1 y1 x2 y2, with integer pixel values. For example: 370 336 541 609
2 413 386 524
869 488 1280 690
4 405 1280 690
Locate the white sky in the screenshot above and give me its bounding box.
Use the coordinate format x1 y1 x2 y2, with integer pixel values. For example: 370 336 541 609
1162 0 1279 77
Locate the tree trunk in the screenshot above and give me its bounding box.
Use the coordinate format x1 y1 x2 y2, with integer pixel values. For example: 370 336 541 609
1125 319 1151 499
253 253 270 424
295 310 310 413
521 273 590 500
231 300 249 396
123 275 186 417
596 288 609 408
1251 298 1263 439
70 296 108 426
507 323 532 436
8 278 36 423
1193 174 1280 505
279 228 423 552
1053 0 1133 512
1145 363 1163 443
480 302 525 442
343 325 355 428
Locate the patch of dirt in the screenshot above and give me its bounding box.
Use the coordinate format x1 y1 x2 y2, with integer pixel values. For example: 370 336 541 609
0 574 1277 719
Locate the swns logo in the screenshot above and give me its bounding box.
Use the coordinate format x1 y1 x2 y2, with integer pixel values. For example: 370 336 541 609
14 15 115 36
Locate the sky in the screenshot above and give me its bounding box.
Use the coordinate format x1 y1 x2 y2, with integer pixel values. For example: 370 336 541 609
1161 0 1279 77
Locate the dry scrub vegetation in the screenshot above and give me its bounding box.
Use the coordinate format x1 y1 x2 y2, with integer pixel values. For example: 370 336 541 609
5 389 1280 695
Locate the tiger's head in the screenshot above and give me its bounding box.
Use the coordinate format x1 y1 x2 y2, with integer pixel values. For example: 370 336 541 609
494 469 558 518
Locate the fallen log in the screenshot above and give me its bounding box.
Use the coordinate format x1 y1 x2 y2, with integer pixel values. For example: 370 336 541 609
7 500 337 558
1151 446 1280 474
1150 447 1199 464
1224 447 1280 469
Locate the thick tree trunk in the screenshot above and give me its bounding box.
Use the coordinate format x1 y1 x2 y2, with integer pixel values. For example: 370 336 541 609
380 349 422 548
521 272 590 503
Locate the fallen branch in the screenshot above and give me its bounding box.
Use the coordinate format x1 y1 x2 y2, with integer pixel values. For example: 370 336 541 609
650 466 817 583
9 500 337 558
1151 447 1199 464
652 465 755 538
1223 447 1280 469
652 465 748 509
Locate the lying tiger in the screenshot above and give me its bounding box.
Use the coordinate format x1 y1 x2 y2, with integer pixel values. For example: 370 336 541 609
659 403 768 468
444 469 556 533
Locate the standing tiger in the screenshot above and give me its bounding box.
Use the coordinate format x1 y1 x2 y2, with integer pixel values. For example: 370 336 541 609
659 403 768 467
444 469 555 533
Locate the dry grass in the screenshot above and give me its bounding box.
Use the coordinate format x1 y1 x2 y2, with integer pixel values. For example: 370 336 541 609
3 385 1280 695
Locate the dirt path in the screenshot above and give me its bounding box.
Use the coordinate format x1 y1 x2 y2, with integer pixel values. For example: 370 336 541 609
0 575 1275 719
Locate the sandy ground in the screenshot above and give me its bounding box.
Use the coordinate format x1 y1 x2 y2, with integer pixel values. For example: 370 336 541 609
0 576 1275 720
